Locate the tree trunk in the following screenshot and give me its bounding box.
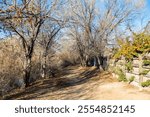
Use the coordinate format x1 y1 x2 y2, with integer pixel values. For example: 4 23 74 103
94 56 97 67
106 56 109 70
85 55 88 67
24 56 32 87
80 56 86 67
41 54 47 78
80 57 84 66
97 56 104 71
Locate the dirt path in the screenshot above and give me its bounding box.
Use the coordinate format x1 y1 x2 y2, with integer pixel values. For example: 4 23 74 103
5 66 150 100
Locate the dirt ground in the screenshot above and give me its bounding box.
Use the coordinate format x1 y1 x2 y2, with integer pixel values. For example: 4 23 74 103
5 66 150 100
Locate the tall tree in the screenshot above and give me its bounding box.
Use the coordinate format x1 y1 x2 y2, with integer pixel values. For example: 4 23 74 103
68 0 96 67
38 21 65 78
93 0 145 70
0 0 63 87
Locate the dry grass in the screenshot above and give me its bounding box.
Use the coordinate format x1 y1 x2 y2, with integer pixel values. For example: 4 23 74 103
0 37 79 98
0 39 24 94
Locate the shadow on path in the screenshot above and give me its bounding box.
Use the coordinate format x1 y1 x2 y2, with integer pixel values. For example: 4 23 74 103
5 66 104 100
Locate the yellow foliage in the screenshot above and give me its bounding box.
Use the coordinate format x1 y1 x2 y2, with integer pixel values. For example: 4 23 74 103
114 33 150 60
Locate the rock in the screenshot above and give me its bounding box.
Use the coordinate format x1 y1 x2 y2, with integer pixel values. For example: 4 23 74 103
14 78 25 89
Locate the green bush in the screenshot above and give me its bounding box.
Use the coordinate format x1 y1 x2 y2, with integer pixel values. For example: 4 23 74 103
129 76 135 84
140 70 150 75
141 80 150 87
125 61 133 72
112 67 127 82
112 67 121 74
118 70 128 82
143 60 150 66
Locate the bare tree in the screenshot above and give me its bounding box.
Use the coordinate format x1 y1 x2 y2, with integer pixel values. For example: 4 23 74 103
38 21 65 78
68 0 96 67
0 0 64 87
65 0 145 71
92 0 145 70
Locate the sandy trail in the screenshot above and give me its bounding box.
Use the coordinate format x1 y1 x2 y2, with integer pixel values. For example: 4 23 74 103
5 66 150 100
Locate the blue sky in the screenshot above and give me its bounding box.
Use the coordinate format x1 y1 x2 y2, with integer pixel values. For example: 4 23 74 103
142 0 150 22
132 0 150 32
0 0 150 39
96 0 150 32
147 0 150 9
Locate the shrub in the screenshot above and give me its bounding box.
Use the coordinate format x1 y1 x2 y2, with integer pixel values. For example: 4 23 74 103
112 67 128 82
143 60 150 66
140 70 150 75
117 69 128 82
125 61 133 72
113 67 122 74
141 80 150 87
129 76 135 84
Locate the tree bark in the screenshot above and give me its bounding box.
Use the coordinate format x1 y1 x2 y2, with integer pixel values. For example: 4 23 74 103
80 56 86 67
24 56 32 87
97 56 104 71
85 55 89 67
97 56 101 69
94 56 97 67
41 54 47 79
